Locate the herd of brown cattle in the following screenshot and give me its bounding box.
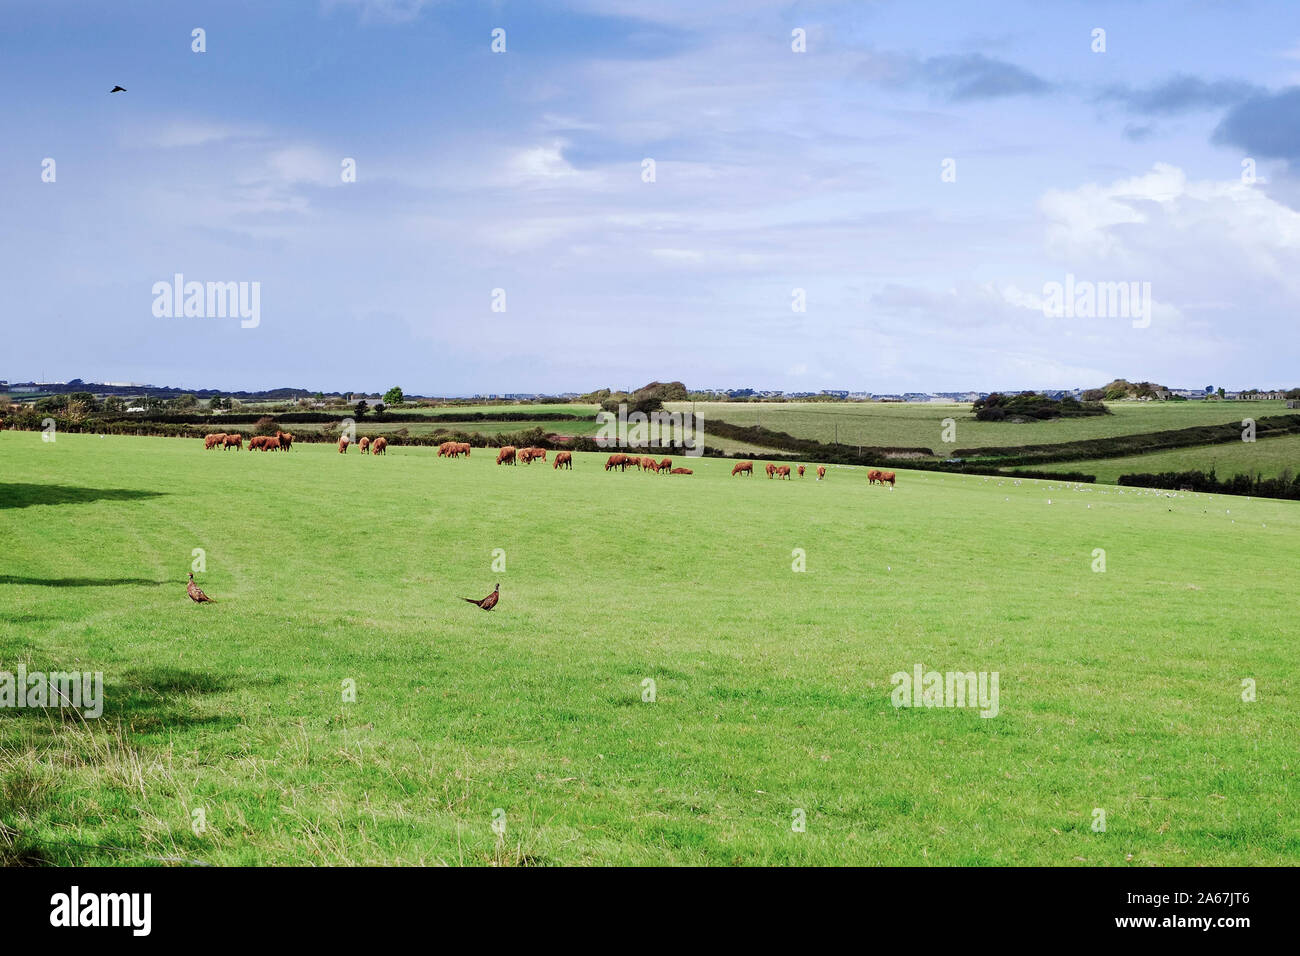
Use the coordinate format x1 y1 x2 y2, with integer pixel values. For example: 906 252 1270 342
204 430 295 452
200 433 894 485
729 461 876 483
204 432 243 450
493 445 553 465
602 453 691 475
336 435 386 454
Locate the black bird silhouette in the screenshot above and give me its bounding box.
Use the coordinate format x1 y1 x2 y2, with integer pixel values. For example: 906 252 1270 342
463 583 499 611
110 85 126 93
187 572 214 603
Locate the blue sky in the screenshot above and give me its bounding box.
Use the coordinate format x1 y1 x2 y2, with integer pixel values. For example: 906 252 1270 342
2 0 1299 394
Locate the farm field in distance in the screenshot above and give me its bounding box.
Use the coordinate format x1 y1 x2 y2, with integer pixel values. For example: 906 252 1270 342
668 400 1294 451
2 432 1296 865
1044 433 1300 484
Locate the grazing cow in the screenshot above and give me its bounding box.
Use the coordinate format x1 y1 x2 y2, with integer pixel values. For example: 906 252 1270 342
223 433 242 450
881 470 895 487
732 461 753 477
338 435 350 454
626 456 641 471
670 467 693 475
530 447 546 462
605 453 625 471
553 451 573 470
775 465 791 479
497 446 516 465
371 437 387 455
263 436 281 452
766 462 777 478
276 430 294 451
659 458 672 473
459 442 471 457
641 457 659 474
358 436 371 454
438 441 451 457
204 433 226 450
798 465 805 477
816 466 826 480
248 435 264 451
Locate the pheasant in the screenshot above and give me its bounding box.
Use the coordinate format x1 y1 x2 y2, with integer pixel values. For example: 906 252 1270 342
187 572 214 603
463 584 499 611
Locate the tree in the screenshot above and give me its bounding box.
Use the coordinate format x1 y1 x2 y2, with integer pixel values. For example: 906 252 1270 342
383 386 404 406
355 400 369 417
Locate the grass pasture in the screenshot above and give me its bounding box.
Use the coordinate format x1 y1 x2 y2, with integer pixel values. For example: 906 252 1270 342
1039 433 1300 485
1 433 1297 866
668 400 1293 452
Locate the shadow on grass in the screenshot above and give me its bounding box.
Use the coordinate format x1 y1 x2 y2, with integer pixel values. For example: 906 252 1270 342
0 576 171 588
0 484 166 510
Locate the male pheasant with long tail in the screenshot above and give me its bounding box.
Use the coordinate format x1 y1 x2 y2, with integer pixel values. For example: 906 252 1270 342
187 572 214 603
464 583 499 611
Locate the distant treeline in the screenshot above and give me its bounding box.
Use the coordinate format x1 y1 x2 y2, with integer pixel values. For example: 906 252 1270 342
703 420 935 460
1119 469 1300 501
91 410 591 425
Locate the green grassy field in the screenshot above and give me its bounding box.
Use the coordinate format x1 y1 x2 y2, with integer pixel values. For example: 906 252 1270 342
2 433 1297 865
1031 433 1300 484
668 400 1291 451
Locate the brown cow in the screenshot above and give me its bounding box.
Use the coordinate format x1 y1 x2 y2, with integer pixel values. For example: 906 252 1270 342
371 437 387 455
605 453 625 471
223 433 242 450
641 457 659 474
775 465 791 479
263 436 281 452
659 458 672 473
276 430 293 451
338 435 350 454
204 433 226 450
670 467 693 475
459 442 471 457
816 466 826 480
248 435 264 451
497 446 517 465
553 451 572 470
732 461 753 477
437 441 452 457
765 462 777 478
358 436 371 454
797 465 805 477
881 470 895 487
867 469 884 485
530 447 546 462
